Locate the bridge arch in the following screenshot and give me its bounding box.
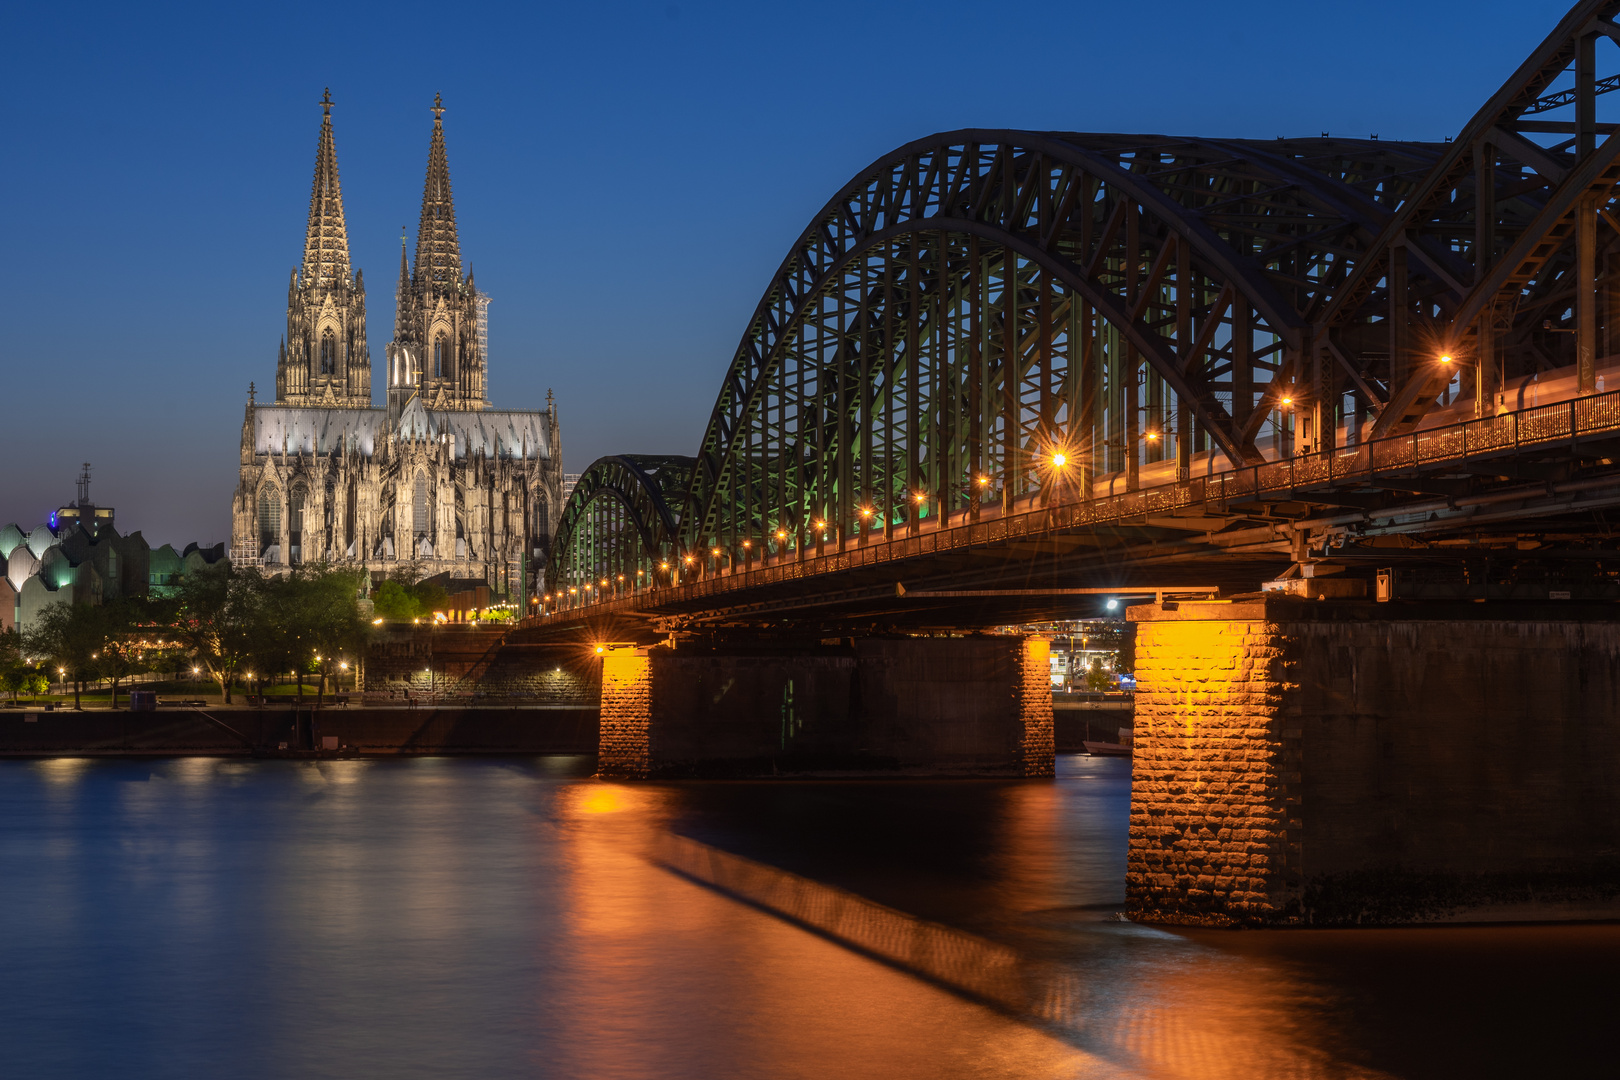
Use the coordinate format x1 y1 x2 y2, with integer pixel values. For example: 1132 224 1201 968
550 455 693 597
550 1 1620 595
673 130 1442 559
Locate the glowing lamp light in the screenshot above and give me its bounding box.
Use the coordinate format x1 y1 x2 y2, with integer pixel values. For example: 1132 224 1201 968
976 475 990 486
1105 600 1118 612
340 662 349 670
660 561 670 570
860 507 873 519
813 520 826 530
776 529 787 540
711 547 721 556
1281 396 1293 406
1145 432 1160 442
594 646 606 655
742 540 751 548
1051 452 1068 468
192 667 200 674
1440 354 1454 365
683 556 694 565
913 492 926 504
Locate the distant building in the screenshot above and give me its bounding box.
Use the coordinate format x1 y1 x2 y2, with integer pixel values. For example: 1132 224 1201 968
2 468 154 631
148 542 228 597
231 92 563 599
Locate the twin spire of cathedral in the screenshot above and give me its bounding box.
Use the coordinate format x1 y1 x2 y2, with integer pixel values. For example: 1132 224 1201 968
302 89 350 287
414 93 462 291
276 91 487 413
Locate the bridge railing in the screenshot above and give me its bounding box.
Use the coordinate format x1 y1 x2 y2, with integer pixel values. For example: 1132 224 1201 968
534 386 1620 623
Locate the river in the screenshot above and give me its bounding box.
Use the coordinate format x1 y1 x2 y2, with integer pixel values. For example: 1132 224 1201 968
0 755 1613 1078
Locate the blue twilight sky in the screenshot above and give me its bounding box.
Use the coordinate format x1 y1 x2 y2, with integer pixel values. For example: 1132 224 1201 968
0 0 1573 547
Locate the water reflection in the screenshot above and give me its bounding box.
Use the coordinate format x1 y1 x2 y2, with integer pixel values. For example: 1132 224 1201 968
0 756 1614 1079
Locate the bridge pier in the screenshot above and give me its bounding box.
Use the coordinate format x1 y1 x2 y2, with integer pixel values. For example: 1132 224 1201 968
1126 597 1620 926
598 635 1054 779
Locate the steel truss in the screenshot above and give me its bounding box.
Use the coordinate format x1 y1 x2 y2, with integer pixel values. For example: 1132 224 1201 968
551 0 1620 598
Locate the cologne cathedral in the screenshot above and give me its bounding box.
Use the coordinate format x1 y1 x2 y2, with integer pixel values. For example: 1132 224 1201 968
231 92 563 599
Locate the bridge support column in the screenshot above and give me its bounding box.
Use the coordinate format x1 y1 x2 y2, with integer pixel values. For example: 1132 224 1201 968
1127 597 1620 926
596 635 1053 779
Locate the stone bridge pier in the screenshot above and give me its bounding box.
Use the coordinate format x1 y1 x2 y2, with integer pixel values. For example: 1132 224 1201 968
597 635 1054 779
1127 597 1620 926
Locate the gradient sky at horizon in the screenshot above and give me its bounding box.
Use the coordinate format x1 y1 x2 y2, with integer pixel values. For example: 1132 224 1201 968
1 0 1571 547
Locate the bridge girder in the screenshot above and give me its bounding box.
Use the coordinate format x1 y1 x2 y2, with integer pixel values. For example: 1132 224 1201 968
549 0 1620 601
550 454 692 598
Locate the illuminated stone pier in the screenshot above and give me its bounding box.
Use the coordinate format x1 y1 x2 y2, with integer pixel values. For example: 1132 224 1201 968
1127 597 1620 926
598 635 1053 779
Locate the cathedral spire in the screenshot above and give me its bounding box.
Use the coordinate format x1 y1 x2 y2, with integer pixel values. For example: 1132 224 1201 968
277 89 369 410
414 92 462 291
302 89 351 286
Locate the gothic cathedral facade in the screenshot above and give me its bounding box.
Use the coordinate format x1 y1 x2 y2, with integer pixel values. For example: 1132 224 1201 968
231 92 563 600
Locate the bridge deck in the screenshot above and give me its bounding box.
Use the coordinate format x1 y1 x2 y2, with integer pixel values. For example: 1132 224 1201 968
526 374 1620 635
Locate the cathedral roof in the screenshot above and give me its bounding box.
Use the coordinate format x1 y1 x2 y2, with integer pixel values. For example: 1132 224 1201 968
251 404 550 460
302 89 351 287
414 93 462 291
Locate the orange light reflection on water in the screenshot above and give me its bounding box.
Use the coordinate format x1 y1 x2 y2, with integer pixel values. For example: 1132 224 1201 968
548 779 1108 1079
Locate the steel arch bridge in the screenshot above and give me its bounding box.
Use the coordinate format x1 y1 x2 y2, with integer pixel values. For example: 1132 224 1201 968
550 0 1620 610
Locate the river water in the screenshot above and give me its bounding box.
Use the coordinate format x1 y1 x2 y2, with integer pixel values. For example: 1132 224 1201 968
0 755 1614 1079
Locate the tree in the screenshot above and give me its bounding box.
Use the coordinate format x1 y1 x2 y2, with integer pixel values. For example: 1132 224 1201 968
224 565 370 702
372 579 420 621
93 596 184 710
1083 656 1113 693
4 671 49 701
371 573 450 623
92 601 142 710
172 562 262 703
0 629 27 700
292 565 370 703
25 601 108 709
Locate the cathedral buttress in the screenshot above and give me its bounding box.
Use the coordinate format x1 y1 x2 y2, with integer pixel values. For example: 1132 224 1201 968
278 89 371 409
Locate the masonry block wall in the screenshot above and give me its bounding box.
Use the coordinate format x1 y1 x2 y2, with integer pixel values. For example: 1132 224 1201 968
1129 597 1620 926
365 629 599 704
596 635 1055 779
1128 610 1299 925
599 650 651 778
1017 637 1056 778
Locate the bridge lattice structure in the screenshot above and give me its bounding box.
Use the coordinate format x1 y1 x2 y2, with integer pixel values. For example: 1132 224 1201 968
546 0 1620 616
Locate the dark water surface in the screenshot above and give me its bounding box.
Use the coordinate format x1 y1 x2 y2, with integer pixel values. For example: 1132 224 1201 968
0 755 1614 1079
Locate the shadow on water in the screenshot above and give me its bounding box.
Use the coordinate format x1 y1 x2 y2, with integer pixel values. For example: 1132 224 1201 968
640 755 1620 1080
